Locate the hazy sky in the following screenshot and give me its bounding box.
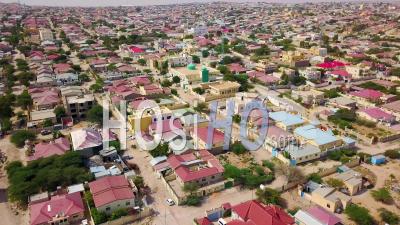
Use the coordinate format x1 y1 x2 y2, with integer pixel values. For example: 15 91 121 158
0 0 386 7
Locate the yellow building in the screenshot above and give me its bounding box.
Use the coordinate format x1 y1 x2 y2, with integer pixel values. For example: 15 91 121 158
300 182 352 213
196 81 241 102
170 64 219 84
128 107 172 133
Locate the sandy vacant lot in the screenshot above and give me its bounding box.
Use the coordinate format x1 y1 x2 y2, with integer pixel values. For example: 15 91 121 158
351 162 400 223
0 136 29 225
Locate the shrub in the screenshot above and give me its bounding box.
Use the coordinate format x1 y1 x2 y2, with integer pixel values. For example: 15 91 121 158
91 208 107 224
345 204 374 225
232 142 246 155
111 208 128 220
384 149 400 159
371 188 392 204
256 188 281 205
262 160 275 171
307 173 322 184
185 195 201 206
10 130 36 147
378 208 399 225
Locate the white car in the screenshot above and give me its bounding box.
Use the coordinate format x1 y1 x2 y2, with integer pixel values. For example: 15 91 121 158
166 198 175 206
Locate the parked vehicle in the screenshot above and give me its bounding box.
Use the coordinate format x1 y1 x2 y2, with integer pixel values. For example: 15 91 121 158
166 198 175 206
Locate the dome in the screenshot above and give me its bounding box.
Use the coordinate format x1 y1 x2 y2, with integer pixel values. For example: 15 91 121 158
187 63 196 70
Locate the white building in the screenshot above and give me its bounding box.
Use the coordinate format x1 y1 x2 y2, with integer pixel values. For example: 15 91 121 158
39 28 54 42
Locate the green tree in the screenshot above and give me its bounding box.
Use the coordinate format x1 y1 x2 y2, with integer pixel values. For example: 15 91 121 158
256 188 281 205
87 105 104 124
53 106 66 122
137 58 146 66
6 152 92 206
149 143 169 157
0 95 14 119
43 118 53 128
172 76 181 84
371 188 393 204
17 71 34 86
16 90 33 109
232 114 241 124
345 204 374 225
193 102 208 113
192 55 200 63
90 83 103 93
232 142 246 155
1 118 12 132
161 79 172 87
202 50 210 58
193 87 205 95
10 130 36 147
133 176 145 189
78 73 90 82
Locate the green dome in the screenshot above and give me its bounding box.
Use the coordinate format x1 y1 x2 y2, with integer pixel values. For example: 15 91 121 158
187 63 196 70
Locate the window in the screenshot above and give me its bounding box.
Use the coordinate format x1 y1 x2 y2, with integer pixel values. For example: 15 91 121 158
106 207 111 211
211 176 215 179
126 201 130 206
327 204 330 208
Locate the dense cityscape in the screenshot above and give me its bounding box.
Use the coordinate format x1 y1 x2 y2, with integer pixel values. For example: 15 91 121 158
0 1 400 225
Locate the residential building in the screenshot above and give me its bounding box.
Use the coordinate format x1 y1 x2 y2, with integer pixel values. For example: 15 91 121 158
299 181 351 213
28 109 57 128
29 192 85 225
269 111 305 132
166 150 224 187
294 125 343 151
65 94 94 119
168 55 193 67
357 107 395 126
229 200 294 225
334 167 363 196
70 128 115 157
299 67 322 81
294 206 342 225
328 97 356 110
28 138 70 161
191 127 226 153
88 175 135 214
39 28 53 42
292 89 324 105
196 81 241 102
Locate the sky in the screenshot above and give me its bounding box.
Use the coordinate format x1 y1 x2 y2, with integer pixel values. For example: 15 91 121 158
0 0 388 7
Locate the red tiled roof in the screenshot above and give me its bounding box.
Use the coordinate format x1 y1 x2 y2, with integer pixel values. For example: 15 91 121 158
29 192 84 225
229 200 294 225
166 150 224 183
129 46 145 54
350 89 383 100
88 175 134 208
194 127 225 144
29 138 70 161
196 217 213 225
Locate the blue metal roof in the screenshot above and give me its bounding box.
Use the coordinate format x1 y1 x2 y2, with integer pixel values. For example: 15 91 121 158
269 111 304 127
294 124 339 145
